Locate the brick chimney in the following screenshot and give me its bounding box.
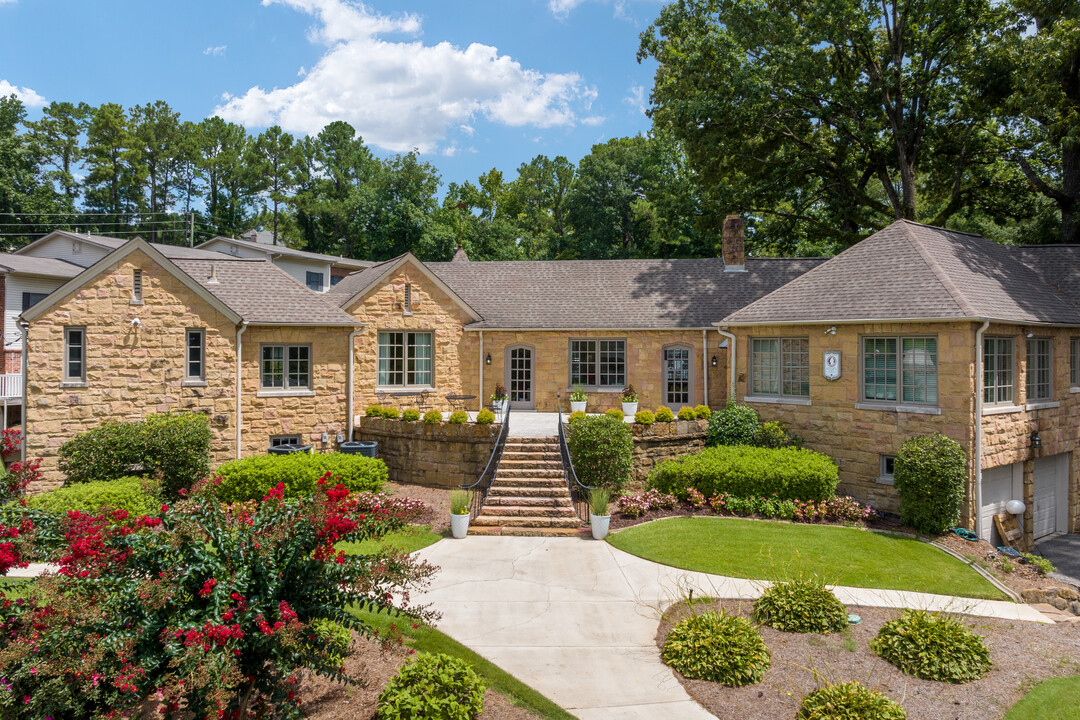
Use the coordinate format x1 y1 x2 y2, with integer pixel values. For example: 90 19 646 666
722 215 746 272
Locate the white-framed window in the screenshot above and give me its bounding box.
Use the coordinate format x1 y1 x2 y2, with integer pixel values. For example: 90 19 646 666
861 336 938 405
270 435 301 448
878 455 896 484
261 344 311 389
64 326 86 382
569 339 625 388
186 329 205 381
983 337 1014 405
750 337 810 398
1070 337 1078 389
1026 337 1052 401
378 331 433 387
132 269 143 302
305 271 324 292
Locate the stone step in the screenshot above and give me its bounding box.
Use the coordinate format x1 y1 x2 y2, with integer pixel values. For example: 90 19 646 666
500 451 561 462
475 505 578 518
485 495 573 508
467 525 587 537
504 442 558 452
499 458 562 468
471 515 583 528
491 478 566 488
487 486 566 498
497 468 564 479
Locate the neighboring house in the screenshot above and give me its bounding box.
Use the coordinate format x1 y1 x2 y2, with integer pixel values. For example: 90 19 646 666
196 235 374 292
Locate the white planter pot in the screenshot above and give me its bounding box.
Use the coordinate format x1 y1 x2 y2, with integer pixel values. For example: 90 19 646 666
450 513 470 539
493 398 508 414
570 401 587 413
621 402 638 416
590 513 610 540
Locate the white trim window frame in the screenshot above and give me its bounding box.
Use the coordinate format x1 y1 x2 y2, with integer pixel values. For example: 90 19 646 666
377 331 433 388
261 344 311 390
185 329 205 382
1070 337 1079 390
983 336 1015 406
64 326 86 383
569 338 626 389
750 337 809 400
861 335 938 406
1026 337 1053 402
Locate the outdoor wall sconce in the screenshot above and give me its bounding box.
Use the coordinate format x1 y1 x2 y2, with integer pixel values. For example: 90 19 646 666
824 326 836 335
485 353 492 365
711 355 718 367
1030 431 1042 449
1025 329 1034 338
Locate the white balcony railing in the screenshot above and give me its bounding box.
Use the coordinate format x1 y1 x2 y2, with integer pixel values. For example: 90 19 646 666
0 374 23 399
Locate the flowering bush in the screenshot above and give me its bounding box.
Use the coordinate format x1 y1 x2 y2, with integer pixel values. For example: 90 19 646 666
792 497 876 523
686 487 707 510
0 457 41 505
0 428 21 457
615 488 875 525
615 490 678 518
0 474 436 719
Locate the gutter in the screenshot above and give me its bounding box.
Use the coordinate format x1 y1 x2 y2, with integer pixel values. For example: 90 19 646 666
346 325 366 442
235 322 248 459
716 326 737 405
974 319 990 539
19 322 27 464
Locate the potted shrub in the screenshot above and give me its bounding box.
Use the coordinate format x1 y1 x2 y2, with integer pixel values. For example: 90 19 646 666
569 385 588 413
449 489 471 539
620 384 639 416
490 383 508 414
589 487 611 540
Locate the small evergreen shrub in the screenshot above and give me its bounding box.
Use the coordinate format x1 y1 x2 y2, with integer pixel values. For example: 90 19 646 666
567 415 634 492
448 410 469 424
366 405 385 417
475 409 496 425
694 405 712 420
797 682 907 720
423 410 443 424
402 409 421 422
661 610 770 686
568 410 586 424
634 410 655 425
648 445 838 501
655 406 675 422
27 476 160 517
755 420 802 448
211 453 388 502
381 407 401 420
870 610 991 683
677 406 697 421
753 580 847 634
893 433 967 535
605 408 625 421
378 652 485 720
706 402 760 446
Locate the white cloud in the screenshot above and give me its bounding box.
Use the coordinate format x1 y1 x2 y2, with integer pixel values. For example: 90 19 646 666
204 45 228 57
215 0 596 153
0 80 45 108
549 0 587 18
623 83 647 115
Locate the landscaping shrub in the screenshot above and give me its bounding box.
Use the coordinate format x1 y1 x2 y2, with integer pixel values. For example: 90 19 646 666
381 407 401 420
655 406 675 422
797 682 907 720
708 492 797 519
448 410 468 424
661 610 770 686
402 409 421 422
567 415 634 492
423 410 443 424
58 412 211 497
313 619 352 667
27 476 160 517
634 409 655 425
211 453 387 502
870 610 991 683
677 406 697 421
686 487 707 509
0 458 42 505
605 408 625 421
475 409 495 425
793 496 876 523
1021 552 1056 575
755 420 802 449
568 410 586 424
706 402 760 446
753 580 847 634
378 652 485 720
694 405 712 420
893 433 967 535
648 445 838 501
616 489 677 518
366 405 385 417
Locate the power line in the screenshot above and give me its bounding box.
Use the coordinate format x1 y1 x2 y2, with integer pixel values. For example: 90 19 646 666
0 229 184 237
0 211 195 217
0 220 187 228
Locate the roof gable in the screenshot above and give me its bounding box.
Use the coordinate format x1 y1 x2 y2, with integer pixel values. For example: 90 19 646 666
330 253 483 321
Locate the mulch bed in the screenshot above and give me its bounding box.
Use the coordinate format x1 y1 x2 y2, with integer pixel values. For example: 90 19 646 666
658 599 1080 720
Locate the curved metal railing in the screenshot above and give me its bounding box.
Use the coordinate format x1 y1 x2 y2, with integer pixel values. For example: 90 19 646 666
556 395 595 523
458 403 512 520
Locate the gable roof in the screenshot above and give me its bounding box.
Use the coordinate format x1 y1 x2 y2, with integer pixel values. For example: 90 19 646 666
0 254 84 278
197 235 375 270
327 253 483 321
723 221 1080 326
16 230 228 263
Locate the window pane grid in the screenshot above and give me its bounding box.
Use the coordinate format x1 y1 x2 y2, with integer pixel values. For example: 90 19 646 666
261 346 284 388
751 339 779 395
863 338 898 402
407 332 433 386
288 346 310 388
1026 338 1052 401
569 340 625 388
378 331 433 387
983 337 1014 405
65 328 84 381
1071 338 1078 388
186 330 204 380
901 337 937 404
781 338 810 397
665 347 690 405
598 340 625 387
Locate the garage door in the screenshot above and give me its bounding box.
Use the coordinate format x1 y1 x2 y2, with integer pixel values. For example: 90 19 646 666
1033 453 1069 540
981 463 1021 546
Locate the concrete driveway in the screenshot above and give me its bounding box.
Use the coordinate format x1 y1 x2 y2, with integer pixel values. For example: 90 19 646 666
1035 533 1080 585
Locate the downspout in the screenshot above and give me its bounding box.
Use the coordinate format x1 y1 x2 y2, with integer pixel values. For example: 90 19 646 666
702 329 709 407
19 322 27 464
716 326 737 405
479 331 484 412
346 326 364 442
235 322 248 459
974 319 990 539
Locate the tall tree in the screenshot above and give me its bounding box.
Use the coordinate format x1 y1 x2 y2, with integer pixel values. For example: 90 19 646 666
129 101 182 240
26 101 86 204
249 126 301 245
197 116 255 237
82 103 138 229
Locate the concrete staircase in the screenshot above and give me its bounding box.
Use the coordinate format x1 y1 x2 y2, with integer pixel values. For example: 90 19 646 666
469 436 586 536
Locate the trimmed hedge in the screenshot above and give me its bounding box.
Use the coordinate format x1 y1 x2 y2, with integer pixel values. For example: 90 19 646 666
894 433 967 535
27 476 160 517
58 412 211 497
212 452 387 502
567 415 634 492
475 409 495 425
634 410 655 425
706 402 760 446
648 445 838 501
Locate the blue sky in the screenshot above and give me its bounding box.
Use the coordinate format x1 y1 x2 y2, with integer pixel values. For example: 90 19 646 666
0 0 660 189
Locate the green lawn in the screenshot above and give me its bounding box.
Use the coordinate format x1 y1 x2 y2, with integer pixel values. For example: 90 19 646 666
1006 676 1080 720
608 517 1006 600
349 604 574 720
336 524 442 556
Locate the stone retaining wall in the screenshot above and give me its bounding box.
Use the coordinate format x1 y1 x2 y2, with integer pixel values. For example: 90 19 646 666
630 419 709 483
353 417 499 488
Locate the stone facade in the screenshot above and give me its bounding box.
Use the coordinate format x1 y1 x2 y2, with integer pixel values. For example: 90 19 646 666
353 416 499 488
630 419 710 484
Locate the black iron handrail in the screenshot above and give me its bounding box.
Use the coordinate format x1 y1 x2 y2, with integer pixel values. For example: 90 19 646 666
556 395 595 523
458 403 512 520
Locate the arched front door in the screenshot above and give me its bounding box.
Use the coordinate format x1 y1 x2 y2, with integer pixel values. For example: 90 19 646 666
506 345 535 411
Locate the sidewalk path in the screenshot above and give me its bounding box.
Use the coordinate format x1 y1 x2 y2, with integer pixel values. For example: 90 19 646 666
413 536 1050 720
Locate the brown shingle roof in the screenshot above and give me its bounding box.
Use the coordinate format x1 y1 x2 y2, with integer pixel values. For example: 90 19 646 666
40 231 231 261
197 235 375 269
0 254 84 278
724 221 1080 325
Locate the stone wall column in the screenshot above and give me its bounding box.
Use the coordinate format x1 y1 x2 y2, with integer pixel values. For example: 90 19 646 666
1022 458 1035 551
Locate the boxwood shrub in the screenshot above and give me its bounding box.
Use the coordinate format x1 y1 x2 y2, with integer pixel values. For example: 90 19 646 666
568 414 634 492
448 410 468 424
648 445 838 501
870 610 991 683
694 405 712 420
378 652 485 720
634 410 655 425
211 452 388 502
475 409 495 425
402 409 421 422
677 406 696 420
26 476 160 516
655 406 675 422
797 682 907 720
661 610 770 686
893 433 967 535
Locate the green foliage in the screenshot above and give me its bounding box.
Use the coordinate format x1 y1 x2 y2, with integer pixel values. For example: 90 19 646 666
211 453 387 502
648 445 838 501
621 384 638 402
677 406 696 421
706 402 761 447
1021 552 1056 575
381 407 401 420
661 610 770 686
312 619 352 667
755 420 803 449
569 386 587 402
752 580 847 634
57 412 211 497
449 490 471 516
567 415 634 492
605 408 626 421
588 488 611 516
475 409 495 425
694 405 712 420
423 410 443 424
377 652 486 720
402 409 421 422
655 406 675 422
568 410 587 424
366 405 385 417
870 610 991 683
448 410 469 425
26 476 160 517
797 682 907 720
894 434 967 535
634 409 656 425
